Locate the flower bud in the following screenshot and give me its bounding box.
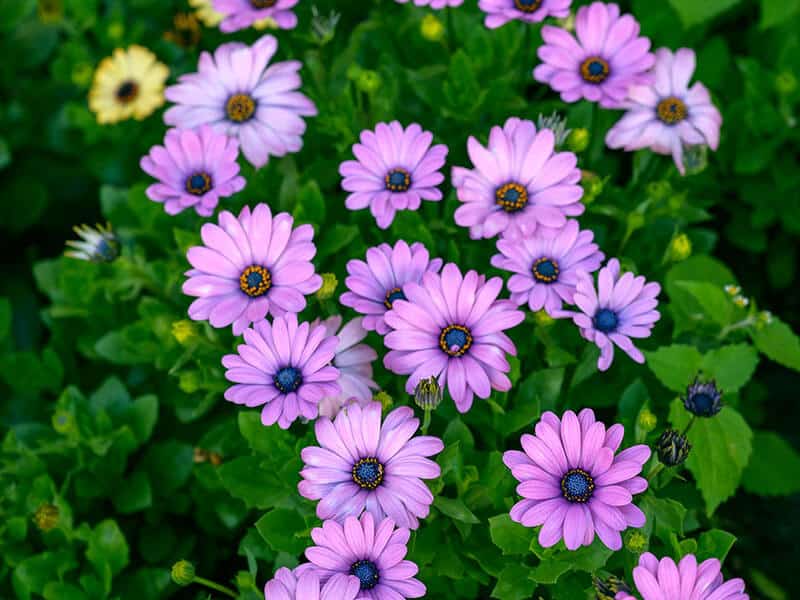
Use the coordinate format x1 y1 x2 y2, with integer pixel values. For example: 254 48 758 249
356 70 382 95
420 14 445 42
566 128 590 153
646 180 671 201
775 70 797 96
637 408 657 433
580 170 604 204
683 377 722 417
52 409 77 435
71 62 94 87
668 233 692 262
107 22 125 40
533 310 554 327
373 391 393 411
33 503 59 532
593 575 632 600
171 560 195 586
624 530 648 553
179 371 202 394
414 377 443 411
655 429 691 467
315 273 338 301
172 320 197 345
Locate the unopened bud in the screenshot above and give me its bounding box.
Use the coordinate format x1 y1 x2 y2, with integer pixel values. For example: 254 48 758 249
33 503 59 532
655 429 691 467
566 128 590 153
316 273 338 301
414 377 443 411
624 530 648 553
637 408 657 433
668 233 692 262
374 391 393 411
420 14 445 42
171 560 195 586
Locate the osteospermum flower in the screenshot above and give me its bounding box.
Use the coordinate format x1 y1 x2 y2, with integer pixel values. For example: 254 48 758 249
616 553 749 600
312 316 379 418
299 402 443 529
140 126 246 217
569 258 660 371
264 566 359 600
479 0 572 29
383 263 525 412
89 46 169 124
504 409 650 550
340 240 442 335
340 122 448 229
222 313 339 428
395 0 463 8
164 34 317 168
533 2 654 108
302 513 426 598
491 220 604 316
183 203 322 335
214 0 298 33
452 117 584 238
682 377 722 417
606 48 723 175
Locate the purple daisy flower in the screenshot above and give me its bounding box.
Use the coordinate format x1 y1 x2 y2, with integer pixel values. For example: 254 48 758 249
340 122 448 230
312 316 379 419
491 220 604 316
606 48 723 176
383 263 525 413
222 312 340 428
340 240 443 336
479 0 572 29
616 552 749 600
569 258 660 371
140 125 246 217
214 0 298 33
299 402 443 529
301 513 426 599
264 566 359 600
533 2 655 108
452 117 584 238
183 203 322 335
164 34 317 169
504 408 650 551
394 0 463 8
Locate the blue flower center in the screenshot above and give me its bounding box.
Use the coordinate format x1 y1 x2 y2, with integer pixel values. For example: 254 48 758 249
239 265 271 297
580 56 610 83
533 257 559 283
439 325 472 357
594 308 619 333
95 239 118 261
186 172 212 195
350 560 380 590
691 393 714 414
514 0 542 11
274 366 302 393
385 168 411 192
561 468 595 503
352 457 384 490
384 287 406 309
496 182 528 212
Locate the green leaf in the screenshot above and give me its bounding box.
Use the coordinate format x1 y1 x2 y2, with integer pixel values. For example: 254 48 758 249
12 551 77 600
669 400 752 514
111 470 152 513
238 411 295 456
751 317 800 372
0 297 11 342
0 0 36 33
144 441 194 494
292 180 326 224
760 0 800 28
126 395 158 443
696 529 737 562
86 520 129 577
317 224 359 259
434 497 480 524
701 344 759 393
219 456 289 509
641 495 686 543
673 281 734 327
255 509 308 554
491 564 537 600
43 582 88 600
668 0 742 27
488 515 533 556
529 539 613 584
646 345 703 392
742 431 800 496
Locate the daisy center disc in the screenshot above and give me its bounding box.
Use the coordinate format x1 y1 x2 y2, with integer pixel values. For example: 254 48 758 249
116 80 139 103
352 457 384 490
226 93 256 123
384 287 406 309
186 172 212 195
251 0 277 6
532 257 560 283
350 560 380 590
439 324 473 357
580 57 610 83
496 182 528 212
239 265 272 297
561 468 595 503
593 308 618 333
274 366 302 393
657 96 688 125
514 0 543 12
385 168 412 192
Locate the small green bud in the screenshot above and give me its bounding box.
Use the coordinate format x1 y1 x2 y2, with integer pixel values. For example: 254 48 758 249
566 128 590 153
33 503 59 532
580 170 604 204
756 310 773 329
52 409 77 435
420 14 445 42
668 233 692 262
315 273 338 301
414 377 443 411
171 560 195 586
71 62 94 87
637 408 657 433
356 70 382 94
179 371 202 394
655 429 691 467
172 320 198 345
533 310 555 327
107 22 125 40
346 64 362 81
624 530 648 554
775 71 797 95
646 180 671 201
374 390 393 411
627 212 645 230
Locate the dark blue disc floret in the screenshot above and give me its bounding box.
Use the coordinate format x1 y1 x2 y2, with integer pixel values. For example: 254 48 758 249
352 457 384 489
351 559 380 590
683 377 722 417
384 287 406 309
274 366 302 393
593 308 619 333
561 468 595 503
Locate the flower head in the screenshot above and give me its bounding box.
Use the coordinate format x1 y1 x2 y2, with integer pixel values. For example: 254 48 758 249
395 0 463 8
569 258 660 371
504 409 650 551
414 377 443 410
452 117 584 238
164 35 317 168
339 122 448 229
479 0 572 29
683 377 722 417
89 45 169 124
299 402 443 529
606 48 722 175
223 313 339 428
213 0 298 33
140 126 245 217
340 240 442 335
65 223 120 263
301 513 426 598
655 429 691 467
183 204 322 335
616 552 749 600
491 220 604 316
534 2 654 108
264 566 359 600
383 263 525 413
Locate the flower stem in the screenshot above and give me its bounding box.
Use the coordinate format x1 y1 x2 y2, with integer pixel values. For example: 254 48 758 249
681 416 696 437
192 577 237 598
646 463 664 483
421 408 432 435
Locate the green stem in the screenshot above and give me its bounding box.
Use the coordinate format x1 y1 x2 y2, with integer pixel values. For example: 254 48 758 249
717 317 756 341
446 7 455 49
681 416 696 438
193 577 237 598
421 409 432 435
646 463 664 483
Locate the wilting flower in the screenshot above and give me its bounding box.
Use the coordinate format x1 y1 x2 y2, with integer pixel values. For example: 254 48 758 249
384 263 525 413
213 0 298 33
164 34 317 168
655 429 691 467
683 378 722 417
569 258 660 371
183 203 322 335
395 0 463 8
140 126 246 217
452 117 584 238
65 223 120 263
312 316 378 419
301 513 426 598
89 45 169 124
299 402 443 529
339 122 448 229
340 240 442 335
479 0 572 29
164 13 202 47
264 566 359 600
616 553 749 600
222 313 339 428
534 2 654 108
491 220 604 316
504 409 650 550
606 48 722 176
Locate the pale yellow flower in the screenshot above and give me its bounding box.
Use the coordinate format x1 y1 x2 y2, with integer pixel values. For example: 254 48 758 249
89 45 169 125
188 0 223 27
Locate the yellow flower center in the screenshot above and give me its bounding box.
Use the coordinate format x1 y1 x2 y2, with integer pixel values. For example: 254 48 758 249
226 93 256 123
495 182 528 212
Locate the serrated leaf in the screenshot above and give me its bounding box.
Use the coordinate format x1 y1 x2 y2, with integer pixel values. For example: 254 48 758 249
488 515 533 556
434 497 480 524
696 529 737 562
668 0 742 27
529 539 612 584
255 509 308 555
742 431 800 496
491 564 537 600
673 281 733 327
701 344 759 393
646 345 703 392
751 317 800 372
